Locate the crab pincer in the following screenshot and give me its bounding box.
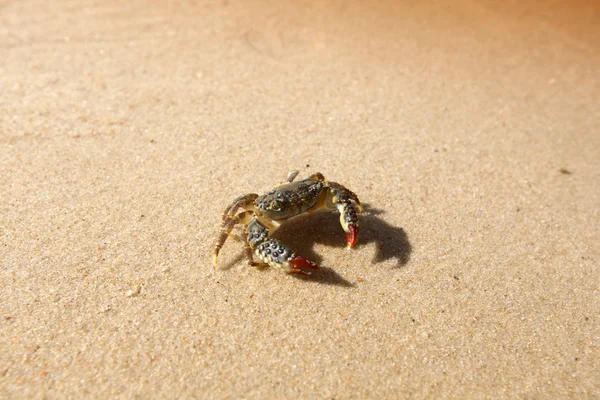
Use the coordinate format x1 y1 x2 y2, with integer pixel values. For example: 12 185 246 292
345 224 359 249
289 255 320 276
335 198 360 250
251 234 320 275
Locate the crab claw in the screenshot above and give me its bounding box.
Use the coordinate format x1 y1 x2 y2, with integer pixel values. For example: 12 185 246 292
289 255 320 275
345 224 358 249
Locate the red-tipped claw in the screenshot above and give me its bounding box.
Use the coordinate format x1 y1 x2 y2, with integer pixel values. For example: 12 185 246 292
345 224 358 249
289 255 320 275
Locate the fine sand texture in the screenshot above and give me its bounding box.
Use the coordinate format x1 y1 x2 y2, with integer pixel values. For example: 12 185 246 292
1 0 599 398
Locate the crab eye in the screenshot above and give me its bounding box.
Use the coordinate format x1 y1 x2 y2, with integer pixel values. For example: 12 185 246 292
271 200 283 211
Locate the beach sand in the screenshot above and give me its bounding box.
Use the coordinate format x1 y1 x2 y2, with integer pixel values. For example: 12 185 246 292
1 0 599 397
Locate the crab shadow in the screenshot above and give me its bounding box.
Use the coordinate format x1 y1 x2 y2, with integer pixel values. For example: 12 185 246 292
272 203 412 274
221 204 411 287
219 252 354 287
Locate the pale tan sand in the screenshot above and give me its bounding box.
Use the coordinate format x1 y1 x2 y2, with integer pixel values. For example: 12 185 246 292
1 0 599 398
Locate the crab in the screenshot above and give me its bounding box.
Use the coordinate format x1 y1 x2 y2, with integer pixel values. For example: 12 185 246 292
213 171 363 275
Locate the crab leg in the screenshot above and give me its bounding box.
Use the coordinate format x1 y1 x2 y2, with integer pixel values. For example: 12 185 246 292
213 211 254 265
242 229 259 266
220 193 258 226
247 219 319 275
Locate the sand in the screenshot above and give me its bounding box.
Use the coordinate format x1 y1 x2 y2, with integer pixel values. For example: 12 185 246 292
1 0 599 398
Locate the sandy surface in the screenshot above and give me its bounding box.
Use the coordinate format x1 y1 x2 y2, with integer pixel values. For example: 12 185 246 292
1 0 599 398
